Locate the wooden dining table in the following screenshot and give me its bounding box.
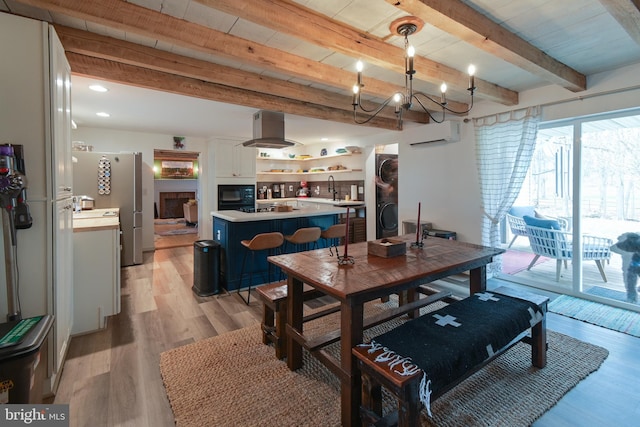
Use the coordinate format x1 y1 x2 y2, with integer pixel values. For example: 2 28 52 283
267 234 505 426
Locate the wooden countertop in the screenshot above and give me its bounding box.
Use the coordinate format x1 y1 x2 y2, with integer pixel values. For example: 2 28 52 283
73 208 120 232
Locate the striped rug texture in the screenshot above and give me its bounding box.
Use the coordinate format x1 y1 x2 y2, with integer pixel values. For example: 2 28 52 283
549 295 640 337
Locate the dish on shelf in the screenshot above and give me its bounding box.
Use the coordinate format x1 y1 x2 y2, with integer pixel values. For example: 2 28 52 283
297 154 312 159
345 145 361 153
335 148 348 154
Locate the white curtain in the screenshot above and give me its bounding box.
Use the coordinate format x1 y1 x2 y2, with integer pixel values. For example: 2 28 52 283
475 106 541 274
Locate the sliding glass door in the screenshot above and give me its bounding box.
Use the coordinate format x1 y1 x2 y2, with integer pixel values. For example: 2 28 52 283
505 109 640 312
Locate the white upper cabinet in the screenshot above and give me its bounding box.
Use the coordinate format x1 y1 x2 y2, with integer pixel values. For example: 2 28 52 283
214 140 256 178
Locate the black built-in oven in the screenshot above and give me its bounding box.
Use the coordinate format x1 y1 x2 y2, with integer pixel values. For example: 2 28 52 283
217 184 256 210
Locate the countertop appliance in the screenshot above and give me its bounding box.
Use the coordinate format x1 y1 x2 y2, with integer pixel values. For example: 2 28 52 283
296 181 310 197
218 184 255 211
72 151 143 266
272 183 281 198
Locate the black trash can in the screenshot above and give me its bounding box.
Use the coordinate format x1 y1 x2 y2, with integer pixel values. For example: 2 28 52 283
193 240 221 296
0 314 54 403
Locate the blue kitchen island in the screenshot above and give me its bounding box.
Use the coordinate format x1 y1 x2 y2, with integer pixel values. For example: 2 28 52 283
211 203 359 291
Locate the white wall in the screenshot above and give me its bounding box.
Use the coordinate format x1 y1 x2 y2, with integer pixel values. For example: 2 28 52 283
71 127 210 250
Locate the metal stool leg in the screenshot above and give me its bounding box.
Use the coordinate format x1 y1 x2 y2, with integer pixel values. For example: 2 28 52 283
238 248 254 305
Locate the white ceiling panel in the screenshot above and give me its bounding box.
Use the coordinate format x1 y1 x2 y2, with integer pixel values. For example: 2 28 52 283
4 0 640 142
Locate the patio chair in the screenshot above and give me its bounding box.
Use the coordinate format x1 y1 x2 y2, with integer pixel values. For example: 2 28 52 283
507 206 569 248
523 215 612 282
506 206 536 248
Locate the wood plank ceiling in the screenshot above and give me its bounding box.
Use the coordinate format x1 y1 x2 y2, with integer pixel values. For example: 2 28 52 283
5 0 640 131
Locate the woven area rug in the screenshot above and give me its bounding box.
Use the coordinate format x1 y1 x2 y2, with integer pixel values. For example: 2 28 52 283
160 301 608 427
549 295 640 337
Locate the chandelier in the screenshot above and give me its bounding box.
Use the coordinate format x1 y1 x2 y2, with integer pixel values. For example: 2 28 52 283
351 17 476 128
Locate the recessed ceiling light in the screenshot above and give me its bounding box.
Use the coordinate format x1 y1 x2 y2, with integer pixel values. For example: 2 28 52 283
96 112 110 118
89 84 108 92
321 137 329 141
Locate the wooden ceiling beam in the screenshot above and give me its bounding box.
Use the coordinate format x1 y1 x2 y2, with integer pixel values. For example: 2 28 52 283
66 53 401 130
55 25 428 124
15 0 464 117
198 0 517 105
598 0 640 46
387 0 586 92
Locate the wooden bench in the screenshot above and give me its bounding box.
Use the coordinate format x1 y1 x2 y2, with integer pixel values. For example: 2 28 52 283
352 286 548 427
255 281 340 359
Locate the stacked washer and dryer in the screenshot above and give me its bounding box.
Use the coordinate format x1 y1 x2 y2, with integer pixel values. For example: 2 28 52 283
375 154 399 239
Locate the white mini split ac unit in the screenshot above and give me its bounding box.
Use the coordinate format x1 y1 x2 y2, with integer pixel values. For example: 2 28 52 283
410 121 461 146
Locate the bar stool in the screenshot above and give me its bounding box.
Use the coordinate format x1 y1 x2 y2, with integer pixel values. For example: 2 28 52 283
321 223 347 255
284 227 321 253
238 232 284 305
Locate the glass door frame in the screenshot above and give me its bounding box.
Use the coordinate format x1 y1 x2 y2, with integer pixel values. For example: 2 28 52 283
503 108 640 313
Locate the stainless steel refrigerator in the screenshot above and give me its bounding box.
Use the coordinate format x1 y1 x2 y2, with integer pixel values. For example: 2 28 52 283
72 151 143 266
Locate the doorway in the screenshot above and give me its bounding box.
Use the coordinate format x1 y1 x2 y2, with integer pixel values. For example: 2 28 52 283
153 149 200 249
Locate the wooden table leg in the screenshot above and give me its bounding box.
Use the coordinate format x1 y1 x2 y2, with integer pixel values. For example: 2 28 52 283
341 302 364 427
286 275 304 370
406 288 419 319
469 265 487 295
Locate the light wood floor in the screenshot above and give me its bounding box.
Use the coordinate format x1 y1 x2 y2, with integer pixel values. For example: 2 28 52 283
153 219 199 250
52 246 640 427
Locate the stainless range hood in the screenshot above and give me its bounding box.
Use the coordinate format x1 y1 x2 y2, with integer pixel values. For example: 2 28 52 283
242 110 296 149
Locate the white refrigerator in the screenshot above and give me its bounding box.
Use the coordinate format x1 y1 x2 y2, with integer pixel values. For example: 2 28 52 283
72 151 143 266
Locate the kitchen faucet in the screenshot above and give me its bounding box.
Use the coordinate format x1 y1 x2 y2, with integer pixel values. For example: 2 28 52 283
328 175 337 201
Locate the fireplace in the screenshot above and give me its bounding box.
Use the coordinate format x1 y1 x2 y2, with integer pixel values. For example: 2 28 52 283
159 192 196 219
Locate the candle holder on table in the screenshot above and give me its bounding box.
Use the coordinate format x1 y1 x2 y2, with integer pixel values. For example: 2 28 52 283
338 206 355 266
410 202 424 249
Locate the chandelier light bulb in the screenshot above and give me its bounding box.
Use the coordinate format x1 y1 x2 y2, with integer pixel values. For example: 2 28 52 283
440 83 447 105
406 45 415 74
440 83 447 93
356 61 364 72
393 93 402 113
468 64 476 90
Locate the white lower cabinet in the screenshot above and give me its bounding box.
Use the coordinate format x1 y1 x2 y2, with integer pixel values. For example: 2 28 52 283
72 227 121 334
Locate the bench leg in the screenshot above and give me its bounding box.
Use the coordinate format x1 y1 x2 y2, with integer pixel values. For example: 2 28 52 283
398 380 421 427
275 305 287 360
531 317 547 368
261 304 274 346
361 371 383 418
